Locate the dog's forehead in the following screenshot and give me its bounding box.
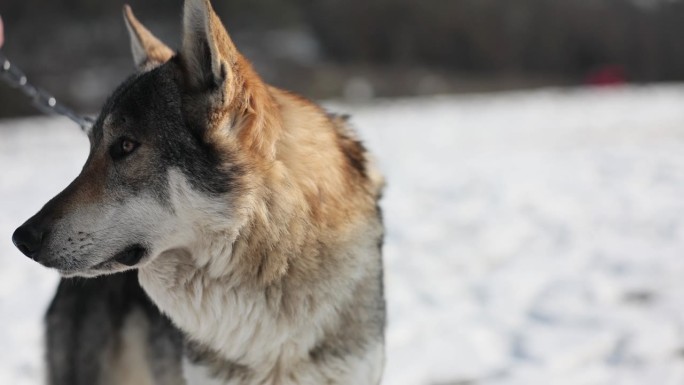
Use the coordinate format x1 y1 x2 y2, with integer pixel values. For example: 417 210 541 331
92 66 179 143
91 74 143 142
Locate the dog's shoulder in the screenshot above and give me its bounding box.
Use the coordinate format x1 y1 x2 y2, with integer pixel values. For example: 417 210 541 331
267 87 385 203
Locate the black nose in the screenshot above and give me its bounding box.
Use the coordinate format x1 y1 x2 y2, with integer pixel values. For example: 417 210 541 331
12 224 44 260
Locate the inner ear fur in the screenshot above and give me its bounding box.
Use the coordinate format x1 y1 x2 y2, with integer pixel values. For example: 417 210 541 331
123 4 174 71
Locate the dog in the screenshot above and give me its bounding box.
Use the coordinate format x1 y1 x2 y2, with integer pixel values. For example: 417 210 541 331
11 0 386 384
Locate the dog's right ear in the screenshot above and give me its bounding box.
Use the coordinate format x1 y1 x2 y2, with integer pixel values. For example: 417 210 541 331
123 5 174 71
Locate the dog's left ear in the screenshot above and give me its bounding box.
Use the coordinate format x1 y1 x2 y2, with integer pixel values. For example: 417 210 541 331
123 5 174 70
179 0 277 157
180 0 240 99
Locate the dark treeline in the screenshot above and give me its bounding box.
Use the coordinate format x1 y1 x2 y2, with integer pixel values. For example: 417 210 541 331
306 0 684 81
1 0 684 117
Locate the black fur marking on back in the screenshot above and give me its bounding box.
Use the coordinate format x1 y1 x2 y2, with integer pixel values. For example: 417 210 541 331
328 113 368 179
341 139 368 178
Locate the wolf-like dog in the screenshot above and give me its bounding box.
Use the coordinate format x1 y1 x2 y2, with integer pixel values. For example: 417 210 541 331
11 1 386 384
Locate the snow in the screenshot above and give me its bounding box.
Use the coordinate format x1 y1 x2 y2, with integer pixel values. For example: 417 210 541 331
3 85 684 384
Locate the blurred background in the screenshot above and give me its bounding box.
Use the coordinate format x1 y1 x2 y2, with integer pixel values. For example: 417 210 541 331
4 0 684 117
3 1 684 385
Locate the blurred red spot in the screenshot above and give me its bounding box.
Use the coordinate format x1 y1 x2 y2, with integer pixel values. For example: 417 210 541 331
586 65 626 87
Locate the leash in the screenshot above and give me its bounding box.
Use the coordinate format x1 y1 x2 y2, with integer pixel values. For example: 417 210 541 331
0 50 94 132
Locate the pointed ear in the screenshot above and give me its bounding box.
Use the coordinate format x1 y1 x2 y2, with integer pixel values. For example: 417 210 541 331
123 5 174 70
180 0 239 92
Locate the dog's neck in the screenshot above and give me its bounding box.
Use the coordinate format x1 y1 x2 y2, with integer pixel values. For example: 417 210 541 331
137 190 353 376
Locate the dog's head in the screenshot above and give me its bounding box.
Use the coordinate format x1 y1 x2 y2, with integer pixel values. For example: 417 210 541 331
12 0 271 277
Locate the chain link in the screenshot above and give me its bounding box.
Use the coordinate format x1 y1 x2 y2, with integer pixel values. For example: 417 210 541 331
0 50 94 132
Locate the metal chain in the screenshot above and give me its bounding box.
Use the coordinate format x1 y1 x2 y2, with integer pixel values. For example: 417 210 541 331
0 50 94 132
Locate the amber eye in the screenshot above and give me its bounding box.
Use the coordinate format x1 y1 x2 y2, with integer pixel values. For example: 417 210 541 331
121 139 136 154
110 137 139 160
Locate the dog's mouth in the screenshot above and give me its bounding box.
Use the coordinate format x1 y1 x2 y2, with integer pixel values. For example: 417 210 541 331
58 244 149 278
112 244 148 266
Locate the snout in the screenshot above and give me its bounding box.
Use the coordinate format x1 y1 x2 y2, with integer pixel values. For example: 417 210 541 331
12 222 46 260
11 175 171 276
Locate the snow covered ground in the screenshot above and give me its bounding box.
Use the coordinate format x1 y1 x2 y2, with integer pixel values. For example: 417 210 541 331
3 86 684 385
